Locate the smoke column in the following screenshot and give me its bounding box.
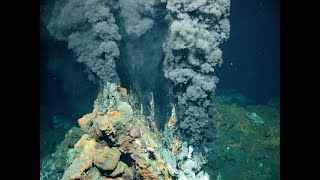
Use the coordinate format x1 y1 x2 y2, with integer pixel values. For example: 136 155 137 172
162 0 231 146
47 0 121 84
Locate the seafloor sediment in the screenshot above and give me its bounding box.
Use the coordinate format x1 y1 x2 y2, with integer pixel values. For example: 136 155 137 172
204 93 280 179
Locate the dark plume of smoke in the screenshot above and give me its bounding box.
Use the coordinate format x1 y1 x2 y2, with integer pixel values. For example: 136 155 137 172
46 0 171 125
47 0 121 84
162 0 231 146
45 0 231 148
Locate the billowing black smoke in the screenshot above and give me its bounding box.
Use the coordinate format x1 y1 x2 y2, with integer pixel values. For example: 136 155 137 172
44 0 230 148
162 0 231 146
47 0 121 84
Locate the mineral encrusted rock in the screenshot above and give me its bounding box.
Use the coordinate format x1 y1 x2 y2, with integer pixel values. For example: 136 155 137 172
60 82 210 179
93 146 121 171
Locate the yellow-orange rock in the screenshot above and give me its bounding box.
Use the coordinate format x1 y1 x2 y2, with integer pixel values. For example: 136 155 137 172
82 139 97 159
62 137 97 179
137 167 158 180
61 156 92 180
98 115 115 133
107 110 121 119
93 146 121 171
74 134 89 153
78 114 90 130
129 124 141 138
110 161 128 177
84 167 101 180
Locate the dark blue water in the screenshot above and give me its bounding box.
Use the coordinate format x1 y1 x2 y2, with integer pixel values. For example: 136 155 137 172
40 19 99 157
40 20 99 122
217 0 280 104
